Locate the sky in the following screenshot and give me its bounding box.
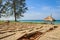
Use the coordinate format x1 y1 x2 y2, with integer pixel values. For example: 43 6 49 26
0 0 60 20
21 0 60 20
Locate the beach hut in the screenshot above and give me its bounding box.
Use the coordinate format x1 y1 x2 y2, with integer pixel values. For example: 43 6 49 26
44 16 55 24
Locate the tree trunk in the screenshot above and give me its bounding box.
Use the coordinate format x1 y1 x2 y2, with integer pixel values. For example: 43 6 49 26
14 12 17 22
13 0 17 22
0 12 1 18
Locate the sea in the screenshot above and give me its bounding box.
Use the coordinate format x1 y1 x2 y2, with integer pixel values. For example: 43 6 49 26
19 20 60 24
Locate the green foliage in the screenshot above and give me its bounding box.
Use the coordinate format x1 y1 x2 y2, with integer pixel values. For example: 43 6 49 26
0 0 2 3
0 0 28 21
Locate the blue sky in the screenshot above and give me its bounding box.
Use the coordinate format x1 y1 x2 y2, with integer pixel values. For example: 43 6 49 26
0 0 60 20
20 0 60 20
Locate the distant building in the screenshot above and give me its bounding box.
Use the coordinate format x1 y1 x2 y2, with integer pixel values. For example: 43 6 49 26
44 16 55 21
44 15 55 24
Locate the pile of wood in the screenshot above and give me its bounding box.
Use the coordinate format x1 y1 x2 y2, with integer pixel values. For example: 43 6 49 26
17 31 43 40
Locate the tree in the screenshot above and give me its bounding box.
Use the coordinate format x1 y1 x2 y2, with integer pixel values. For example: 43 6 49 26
0 0 28 21
0 0 2 18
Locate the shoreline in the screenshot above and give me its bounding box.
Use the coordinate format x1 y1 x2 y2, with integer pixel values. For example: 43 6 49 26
0 20 60 24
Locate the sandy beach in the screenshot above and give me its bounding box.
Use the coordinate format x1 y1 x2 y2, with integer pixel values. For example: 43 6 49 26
0 0 60 40
0 22 60 40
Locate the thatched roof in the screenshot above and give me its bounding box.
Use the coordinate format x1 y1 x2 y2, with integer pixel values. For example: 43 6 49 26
44 16 55 21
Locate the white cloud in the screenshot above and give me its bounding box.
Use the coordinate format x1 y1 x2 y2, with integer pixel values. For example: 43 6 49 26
20 12 42 20
19 5 60 20
28 6 35 9
20 12 50 20
41 6 53 11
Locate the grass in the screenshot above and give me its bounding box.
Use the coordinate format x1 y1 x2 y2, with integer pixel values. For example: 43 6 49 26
0 21 5 24
0 20 47 24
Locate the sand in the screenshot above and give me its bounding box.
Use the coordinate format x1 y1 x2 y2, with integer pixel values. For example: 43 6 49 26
38 25 60 40
0 22 59 40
